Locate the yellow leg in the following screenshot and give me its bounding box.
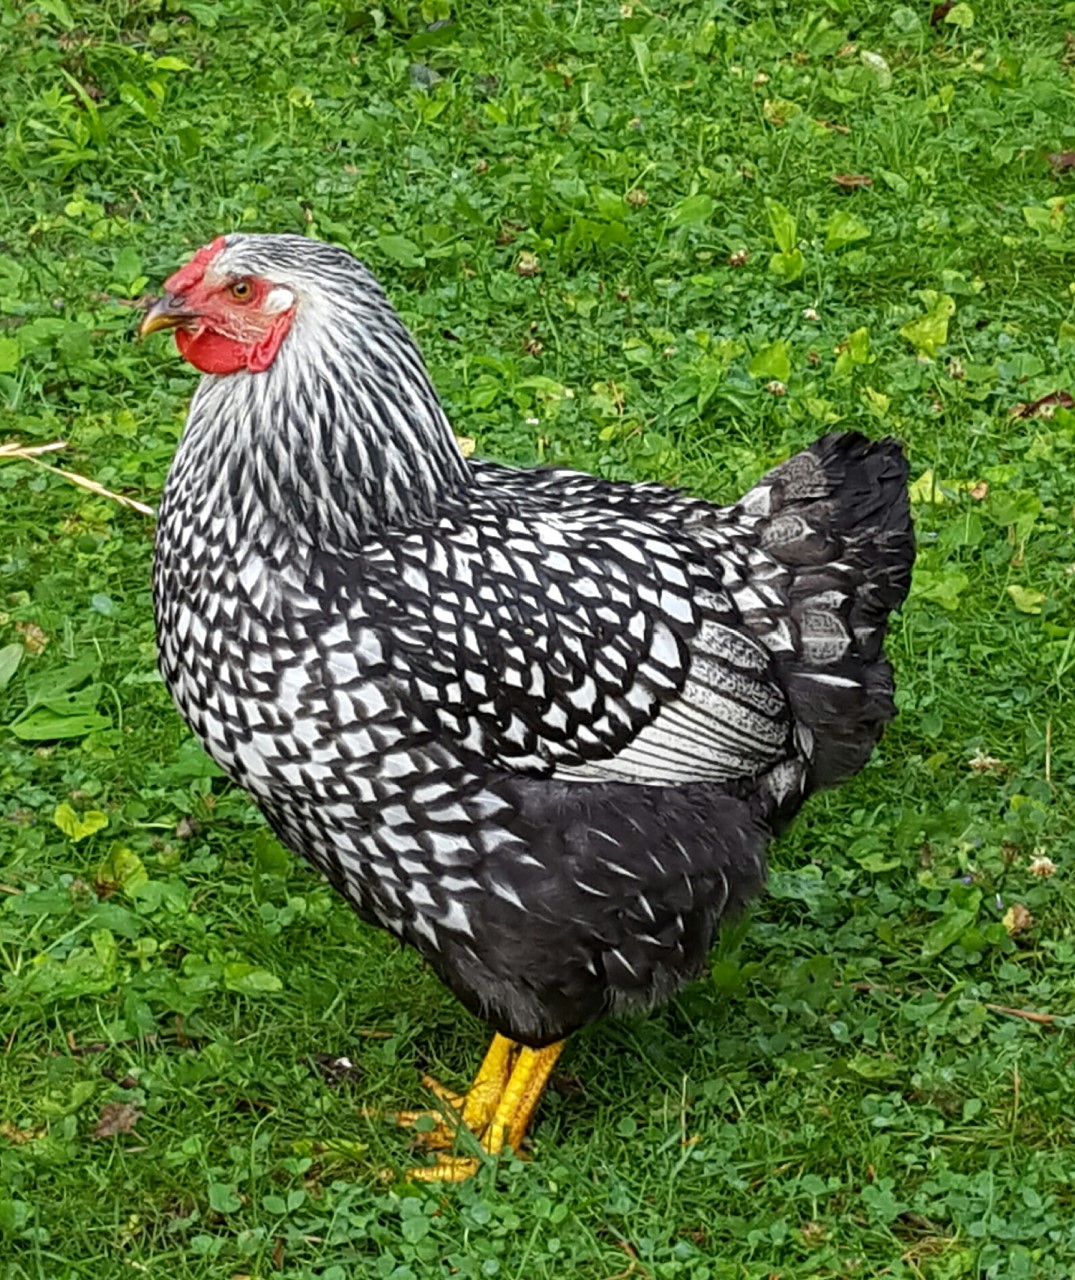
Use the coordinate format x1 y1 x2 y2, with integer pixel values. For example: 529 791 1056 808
458 1033 520 1132
384 1033 519 1149
408 1039 566 1182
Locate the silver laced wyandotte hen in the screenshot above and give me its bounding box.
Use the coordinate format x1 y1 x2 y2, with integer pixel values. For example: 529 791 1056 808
141 233 914 1180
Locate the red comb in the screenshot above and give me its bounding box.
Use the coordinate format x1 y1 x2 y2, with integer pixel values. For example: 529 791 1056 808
164 235 227 295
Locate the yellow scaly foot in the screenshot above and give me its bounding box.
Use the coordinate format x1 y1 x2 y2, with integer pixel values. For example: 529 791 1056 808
407 1039 566 1181
380 1034 520 1153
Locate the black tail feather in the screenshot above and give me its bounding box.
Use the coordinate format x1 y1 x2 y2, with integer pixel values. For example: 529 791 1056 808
743 432 914 791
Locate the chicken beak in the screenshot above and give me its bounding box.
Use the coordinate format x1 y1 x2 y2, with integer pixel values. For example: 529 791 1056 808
139 292 195 338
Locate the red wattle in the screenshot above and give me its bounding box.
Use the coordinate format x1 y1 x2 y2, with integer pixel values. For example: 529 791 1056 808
247 312 294 372
174 311 294 376
175 328 250 375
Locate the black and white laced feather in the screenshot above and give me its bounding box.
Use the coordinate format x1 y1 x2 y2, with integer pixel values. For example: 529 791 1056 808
154 234 914 1046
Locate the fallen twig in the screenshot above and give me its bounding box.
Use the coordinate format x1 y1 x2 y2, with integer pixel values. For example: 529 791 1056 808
603 1242 652 1280
54 1031 158 1057
839 983 1064 1026
985 1004 1058 1026
0 441 67 460
1 439 156 517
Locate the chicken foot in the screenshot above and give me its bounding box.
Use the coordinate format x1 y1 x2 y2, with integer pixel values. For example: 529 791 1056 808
389 1032 519 1151
379 1033 565 1180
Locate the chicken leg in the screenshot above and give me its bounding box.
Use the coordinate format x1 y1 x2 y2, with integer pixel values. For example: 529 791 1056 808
389 1035 566 1181
391 1032 519 1149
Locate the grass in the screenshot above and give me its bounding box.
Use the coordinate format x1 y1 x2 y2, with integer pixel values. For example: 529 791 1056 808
1 0 1074 1275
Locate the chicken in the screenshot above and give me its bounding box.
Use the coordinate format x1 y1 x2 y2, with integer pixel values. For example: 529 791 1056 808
141 233 914 1180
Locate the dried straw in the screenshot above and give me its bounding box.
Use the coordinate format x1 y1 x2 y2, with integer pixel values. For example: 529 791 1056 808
0 440 156 517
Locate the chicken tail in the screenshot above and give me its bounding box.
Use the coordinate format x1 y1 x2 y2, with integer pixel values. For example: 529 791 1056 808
733 431 914 792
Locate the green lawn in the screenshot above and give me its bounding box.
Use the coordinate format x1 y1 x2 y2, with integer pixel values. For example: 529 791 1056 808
1 1 1074 1276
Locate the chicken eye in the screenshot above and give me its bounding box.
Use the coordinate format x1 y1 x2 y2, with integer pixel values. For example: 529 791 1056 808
229 279 254 302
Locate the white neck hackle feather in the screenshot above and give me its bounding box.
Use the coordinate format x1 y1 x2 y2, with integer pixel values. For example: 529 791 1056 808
170 233 470 549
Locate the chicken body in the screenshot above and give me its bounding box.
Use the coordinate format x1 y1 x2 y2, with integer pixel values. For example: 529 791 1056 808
147 234 913 1167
